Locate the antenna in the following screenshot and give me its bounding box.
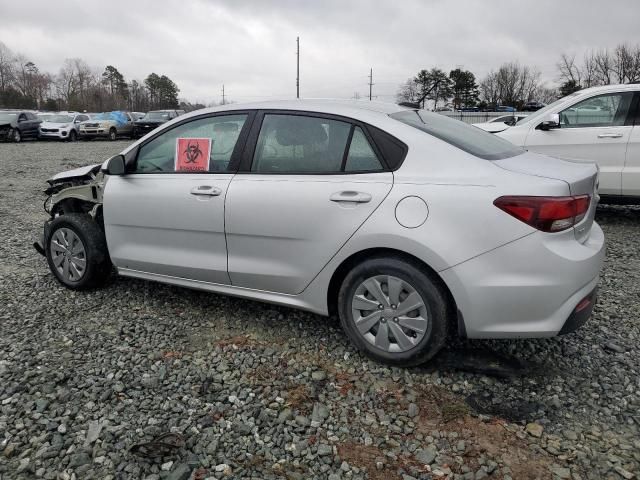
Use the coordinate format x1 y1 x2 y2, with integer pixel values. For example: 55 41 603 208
368 68 373 101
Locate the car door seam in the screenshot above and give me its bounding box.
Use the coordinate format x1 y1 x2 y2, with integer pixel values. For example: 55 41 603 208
297 172 396 295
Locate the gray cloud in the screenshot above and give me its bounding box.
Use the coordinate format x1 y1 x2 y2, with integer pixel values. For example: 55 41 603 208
1 0 639 104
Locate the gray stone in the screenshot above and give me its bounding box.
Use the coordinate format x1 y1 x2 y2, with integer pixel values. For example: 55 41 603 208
415 447 437 465
317 444 333 456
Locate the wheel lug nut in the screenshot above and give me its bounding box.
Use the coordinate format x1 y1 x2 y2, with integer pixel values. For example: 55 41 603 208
391 304 396 309
393 317 398 322
378 304 383 309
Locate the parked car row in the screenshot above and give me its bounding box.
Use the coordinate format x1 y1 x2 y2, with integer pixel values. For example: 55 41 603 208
0 109 185 143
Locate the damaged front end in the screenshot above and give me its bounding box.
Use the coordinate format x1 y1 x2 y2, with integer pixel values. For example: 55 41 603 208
34 163 106 256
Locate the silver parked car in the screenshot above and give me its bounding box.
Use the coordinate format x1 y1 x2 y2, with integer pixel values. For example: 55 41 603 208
37 100 604 365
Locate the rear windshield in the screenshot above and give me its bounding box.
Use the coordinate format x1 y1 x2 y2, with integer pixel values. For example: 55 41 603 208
390 110 524 160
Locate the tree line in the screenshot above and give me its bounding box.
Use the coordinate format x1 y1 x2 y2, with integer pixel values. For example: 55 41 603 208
0 41 193 112
397 42 640 110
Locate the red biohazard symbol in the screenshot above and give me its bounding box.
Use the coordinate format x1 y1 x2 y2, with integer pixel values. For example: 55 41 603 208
175 138 211 172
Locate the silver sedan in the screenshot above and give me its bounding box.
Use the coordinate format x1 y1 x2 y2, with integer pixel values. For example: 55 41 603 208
38 100 605 365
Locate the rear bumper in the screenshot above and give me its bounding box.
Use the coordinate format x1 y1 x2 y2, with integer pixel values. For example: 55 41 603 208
441 222 605 338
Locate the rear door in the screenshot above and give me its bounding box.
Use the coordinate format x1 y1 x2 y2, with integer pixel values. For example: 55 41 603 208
523 91 635 196
225 111 394 294
621 92 640 197
104 111 253 283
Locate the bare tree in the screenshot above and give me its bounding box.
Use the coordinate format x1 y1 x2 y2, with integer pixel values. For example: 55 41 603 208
0 42 14 93
557 53 581 85
593 49 614 85
396 77 420 104
613 44 640 83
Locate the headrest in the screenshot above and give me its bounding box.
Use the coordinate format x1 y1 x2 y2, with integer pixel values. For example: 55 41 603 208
214 122 239 133
274 117 327 146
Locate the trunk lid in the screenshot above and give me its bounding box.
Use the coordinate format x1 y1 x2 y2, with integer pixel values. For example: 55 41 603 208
493 151 599 243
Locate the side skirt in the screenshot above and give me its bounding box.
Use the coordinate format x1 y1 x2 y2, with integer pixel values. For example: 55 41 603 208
117 267 327 315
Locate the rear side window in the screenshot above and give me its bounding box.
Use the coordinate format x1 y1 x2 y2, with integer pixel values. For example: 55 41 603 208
390 110 524 160
252 114 351 173
344 127 383 172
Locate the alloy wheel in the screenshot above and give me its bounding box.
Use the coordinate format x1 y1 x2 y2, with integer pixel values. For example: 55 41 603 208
50 228 87 282
351 275 430 353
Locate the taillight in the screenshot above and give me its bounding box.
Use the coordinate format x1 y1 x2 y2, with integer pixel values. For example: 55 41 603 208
494 195 590 232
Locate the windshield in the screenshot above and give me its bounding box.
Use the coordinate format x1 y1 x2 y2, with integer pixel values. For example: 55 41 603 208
517 92 582 125
0 112 18 121
144 111 170 120
47 115 74 123
391 110 524 160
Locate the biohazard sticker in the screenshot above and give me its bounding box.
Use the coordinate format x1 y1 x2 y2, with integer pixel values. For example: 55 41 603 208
175 138 212 172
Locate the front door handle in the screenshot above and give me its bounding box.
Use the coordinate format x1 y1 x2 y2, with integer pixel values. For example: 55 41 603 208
190 185 222 196
597 133 623 138
330 191 372 203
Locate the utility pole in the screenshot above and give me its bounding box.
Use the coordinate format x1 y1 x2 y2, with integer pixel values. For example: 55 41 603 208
221 84 225 105
368 68 373 101
296 36 300 99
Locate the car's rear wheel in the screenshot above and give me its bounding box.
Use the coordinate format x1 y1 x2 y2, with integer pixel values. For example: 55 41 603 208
338 256 449 366
13 129 21 143
108 128 117 141
45 213 111 290
69 130 77 142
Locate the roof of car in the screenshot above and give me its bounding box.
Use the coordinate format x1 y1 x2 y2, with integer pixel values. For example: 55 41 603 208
572 83 640 96
187 99 410 119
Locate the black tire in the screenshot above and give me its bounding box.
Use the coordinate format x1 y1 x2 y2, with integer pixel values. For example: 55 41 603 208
108 128 117 141
69 130 77 142
338 256 450 367
45 213 112 290
13 129 21 143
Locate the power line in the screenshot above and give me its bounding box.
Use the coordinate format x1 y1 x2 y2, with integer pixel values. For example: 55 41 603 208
296 36 300 99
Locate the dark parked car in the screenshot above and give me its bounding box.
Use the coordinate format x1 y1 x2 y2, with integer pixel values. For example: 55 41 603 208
523 101 546 111
0 111 41 142
133 110 182 138
495 105 516 112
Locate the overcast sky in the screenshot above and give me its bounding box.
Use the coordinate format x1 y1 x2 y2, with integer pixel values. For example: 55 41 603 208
1 0 639 104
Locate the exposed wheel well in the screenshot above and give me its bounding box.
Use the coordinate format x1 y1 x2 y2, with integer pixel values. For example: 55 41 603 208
51 199 104 231
326 247 460 335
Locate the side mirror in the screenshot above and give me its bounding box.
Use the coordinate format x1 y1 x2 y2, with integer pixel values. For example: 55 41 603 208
103 154 126 176
539 113 560 131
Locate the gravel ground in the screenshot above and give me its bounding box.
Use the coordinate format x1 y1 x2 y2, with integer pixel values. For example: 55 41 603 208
0 140 638 480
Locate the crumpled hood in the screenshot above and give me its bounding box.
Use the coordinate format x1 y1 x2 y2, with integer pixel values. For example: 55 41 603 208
0 122 13 129
47 164 101 184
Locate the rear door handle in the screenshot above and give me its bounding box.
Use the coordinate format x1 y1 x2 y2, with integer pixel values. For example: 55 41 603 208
190 185 222 196
330 191 372 203
597 133 623 138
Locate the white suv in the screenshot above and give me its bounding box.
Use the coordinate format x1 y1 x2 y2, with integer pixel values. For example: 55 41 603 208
497 84 640 203
39 112 91 142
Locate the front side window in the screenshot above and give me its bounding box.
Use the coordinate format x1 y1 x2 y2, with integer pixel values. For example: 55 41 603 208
559 92 634 128
252 114 351 173
133 114 247 173
391 110 523 160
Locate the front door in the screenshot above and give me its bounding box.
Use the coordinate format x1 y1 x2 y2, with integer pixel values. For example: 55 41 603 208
523 91 635 196
104 112 252 283
225 112 393 294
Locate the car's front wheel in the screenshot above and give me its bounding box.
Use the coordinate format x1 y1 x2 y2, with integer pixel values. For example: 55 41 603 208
69 130 77 142
45 213 112 290
338 256 450 366
108 128 117 141
13 129 21 143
